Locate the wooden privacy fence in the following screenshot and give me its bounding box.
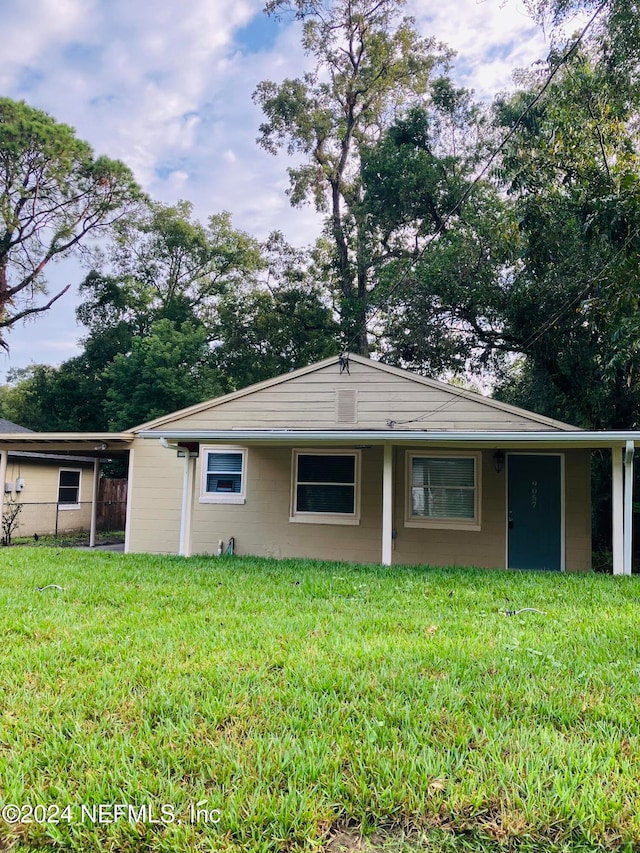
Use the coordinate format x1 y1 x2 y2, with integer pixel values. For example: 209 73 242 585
97 478 128 532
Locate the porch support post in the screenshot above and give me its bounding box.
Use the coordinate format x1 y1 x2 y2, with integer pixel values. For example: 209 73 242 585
124 449 134 554
612 446 624 575
89 458 100 548
0 450 7 519
179 451 196 557
624 440 634 576
382 443 393 566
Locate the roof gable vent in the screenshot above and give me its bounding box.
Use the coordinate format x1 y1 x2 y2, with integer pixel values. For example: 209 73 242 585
336 389 358 424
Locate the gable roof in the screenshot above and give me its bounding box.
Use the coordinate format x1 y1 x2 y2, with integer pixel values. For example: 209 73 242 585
0 418 32 433
134 353 579 434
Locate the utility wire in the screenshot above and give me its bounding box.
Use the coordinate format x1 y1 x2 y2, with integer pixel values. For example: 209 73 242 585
389 223 640 428
517 225 640 355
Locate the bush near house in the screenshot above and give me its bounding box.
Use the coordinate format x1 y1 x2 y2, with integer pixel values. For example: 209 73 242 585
1 551 639 852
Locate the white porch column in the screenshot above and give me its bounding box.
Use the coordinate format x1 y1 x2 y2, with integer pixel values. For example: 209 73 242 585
124 449 134 554
612 446 624 575
624 440 634 576
178 451 196 557
382 443 393 566
89 458 100 548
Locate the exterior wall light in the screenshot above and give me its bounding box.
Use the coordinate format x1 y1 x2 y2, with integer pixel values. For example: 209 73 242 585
493 450 505 473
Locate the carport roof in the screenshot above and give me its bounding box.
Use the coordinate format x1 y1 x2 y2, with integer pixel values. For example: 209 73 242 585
0 432 134 456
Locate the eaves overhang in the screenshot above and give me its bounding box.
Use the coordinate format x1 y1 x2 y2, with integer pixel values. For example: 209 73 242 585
138 429 640 449
0 432 134 456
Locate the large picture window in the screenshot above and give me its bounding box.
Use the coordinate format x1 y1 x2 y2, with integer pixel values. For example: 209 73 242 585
290 450 360 524
200 447 247 504
406 452 481 530
58 469 81 509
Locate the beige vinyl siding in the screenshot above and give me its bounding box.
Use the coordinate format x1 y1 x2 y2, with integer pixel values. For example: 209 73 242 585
152 359 570 433
189 446 383 562
564 449 592 572
129 440 592 570
395 449 505 568
126 439 185 554
4 458 94 537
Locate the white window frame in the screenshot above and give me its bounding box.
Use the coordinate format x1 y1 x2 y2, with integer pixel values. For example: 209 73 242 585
405 451 482 531
58 468 81 510
199 446 247 504
290 449 361 525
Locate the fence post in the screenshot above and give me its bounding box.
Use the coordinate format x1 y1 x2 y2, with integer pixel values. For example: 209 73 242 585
90 459 100 547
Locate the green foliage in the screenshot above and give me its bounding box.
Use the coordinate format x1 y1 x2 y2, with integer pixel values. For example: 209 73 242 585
211 231 339 389
103 319 223 429
213 283 338 390
0 98 141 345
357 46 640 427
525 0 640 80
254 0 451 353
490 50 640 428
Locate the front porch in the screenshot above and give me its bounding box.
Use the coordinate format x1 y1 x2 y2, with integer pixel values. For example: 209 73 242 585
145 429 639 574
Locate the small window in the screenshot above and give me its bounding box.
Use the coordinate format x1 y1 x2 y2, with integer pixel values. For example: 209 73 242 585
200 447 247 504
406 452 481 530
290 450 360 525
58 469 81 509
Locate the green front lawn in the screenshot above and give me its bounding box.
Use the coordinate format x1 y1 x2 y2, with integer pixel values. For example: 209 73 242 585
0 551 639 852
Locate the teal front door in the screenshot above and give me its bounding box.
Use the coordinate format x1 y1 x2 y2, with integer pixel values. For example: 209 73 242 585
507 454 562 571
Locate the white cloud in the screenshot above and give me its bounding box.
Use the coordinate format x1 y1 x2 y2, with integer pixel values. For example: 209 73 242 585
0 0 561 378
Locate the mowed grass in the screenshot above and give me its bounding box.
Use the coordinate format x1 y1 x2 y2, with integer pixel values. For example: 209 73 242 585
0 550 639 853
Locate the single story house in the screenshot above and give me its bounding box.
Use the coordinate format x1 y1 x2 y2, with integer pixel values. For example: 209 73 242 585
0 354 637 572
0 419 95 538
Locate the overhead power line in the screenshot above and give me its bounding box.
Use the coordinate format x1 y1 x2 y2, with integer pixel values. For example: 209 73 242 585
343 0 609 356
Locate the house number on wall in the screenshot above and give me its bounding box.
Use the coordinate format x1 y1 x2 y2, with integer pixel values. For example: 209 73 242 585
531 480 538 509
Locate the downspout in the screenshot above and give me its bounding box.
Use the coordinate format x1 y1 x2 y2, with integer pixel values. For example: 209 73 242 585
624 440 634 576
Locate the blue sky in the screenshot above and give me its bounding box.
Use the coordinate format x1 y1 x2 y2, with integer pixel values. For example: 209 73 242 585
0 0 566 380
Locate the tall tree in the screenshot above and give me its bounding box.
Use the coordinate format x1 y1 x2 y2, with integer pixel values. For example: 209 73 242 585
80 200 264 337
211 230 338 388
0 98 141 347
362 48 640 428
254 0 451 354
103 319 222 430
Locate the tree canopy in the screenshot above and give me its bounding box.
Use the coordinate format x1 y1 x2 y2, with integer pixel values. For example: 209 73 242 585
254 0 452 354
0 98 141 348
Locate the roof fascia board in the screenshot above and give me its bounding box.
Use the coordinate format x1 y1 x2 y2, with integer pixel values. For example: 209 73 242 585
138 429 639 447
0 432 134 442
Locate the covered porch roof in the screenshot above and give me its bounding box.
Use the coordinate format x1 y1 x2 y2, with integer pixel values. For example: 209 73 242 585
139 428 640 449
0 432 134 458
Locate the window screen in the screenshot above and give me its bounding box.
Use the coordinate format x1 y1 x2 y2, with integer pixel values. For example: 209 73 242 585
206 452 243 494
411 456 476 520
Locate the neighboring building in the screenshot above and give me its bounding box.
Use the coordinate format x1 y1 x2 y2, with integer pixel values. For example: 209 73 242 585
0 355 637 572
0 419 95 537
